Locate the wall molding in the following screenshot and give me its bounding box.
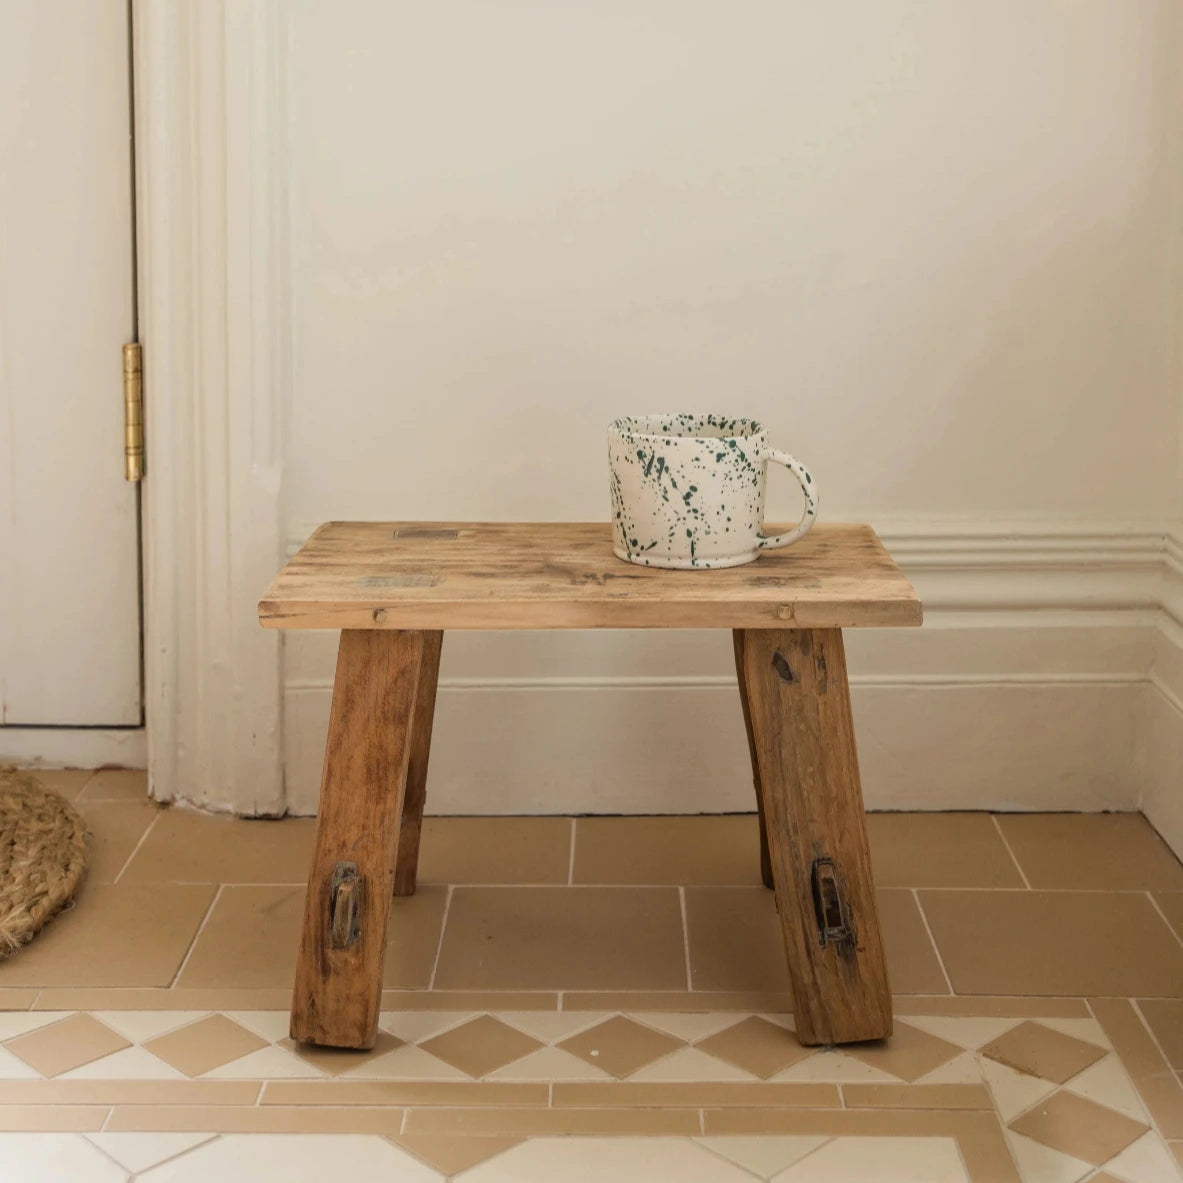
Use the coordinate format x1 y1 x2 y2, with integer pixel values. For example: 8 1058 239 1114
0 729 146 770
279 517 1179 819
133 0 288 813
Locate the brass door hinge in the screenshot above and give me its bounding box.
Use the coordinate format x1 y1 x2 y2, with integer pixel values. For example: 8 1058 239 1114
123 342 143 481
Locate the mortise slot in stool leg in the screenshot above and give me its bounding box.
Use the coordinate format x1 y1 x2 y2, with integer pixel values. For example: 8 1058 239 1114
393 630 444 897
739 627 892 1045
290 629 425 1049
733 629 775 889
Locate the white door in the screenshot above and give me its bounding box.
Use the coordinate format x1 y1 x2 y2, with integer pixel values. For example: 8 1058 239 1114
0 0 140 725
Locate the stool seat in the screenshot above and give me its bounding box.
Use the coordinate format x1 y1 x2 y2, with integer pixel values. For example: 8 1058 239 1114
259 521 922 1051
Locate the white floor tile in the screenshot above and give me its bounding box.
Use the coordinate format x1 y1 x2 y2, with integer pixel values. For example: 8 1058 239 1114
901 1016 1020 1051
980 1056 1057 1123
1062 1054 1148 1121
497 1011 608 1043
344 1043 470 1080
60 1046 187 1081
1104 1130 1183 1183
696 1135 829 1179
629 1012 752 1043
1037 1017 1111 1050
0 1133 128 1182
1004 1131 1091 1183
0 1012 72 1041
95 1012 203 1044
771 1136 967 1183
630 1046 756 1081
915 1052 982 1085
456 1136 753 1182
202 1044 325 1079
86 1133 217 1174
222 1011 291 1043
0 1046 42 1079
378 1010 473 1044
138 1133 442 1182
487 1046 613 1081
771 1052 898 1084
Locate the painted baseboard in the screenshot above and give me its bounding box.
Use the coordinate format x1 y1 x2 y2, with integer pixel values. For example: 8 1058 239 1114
0 728 146 770
278 518 1172 817
1140 531 1183 853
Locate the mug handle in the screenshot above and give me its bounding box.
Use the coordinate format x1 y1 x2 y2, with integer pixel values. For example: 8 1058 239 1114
756 449 818 550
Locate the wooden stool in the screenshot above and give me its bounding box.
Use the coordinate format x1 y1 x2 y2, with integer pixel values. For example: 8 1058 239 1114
259 522 922 1050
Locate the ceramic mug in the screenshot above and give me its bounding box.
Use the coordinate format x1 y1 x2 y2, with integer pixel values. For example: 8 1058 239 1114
607 413 818 569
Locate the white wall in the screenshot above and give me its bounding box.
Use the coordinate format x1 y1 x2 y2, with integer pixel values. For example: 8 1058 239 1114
275 1 1183 815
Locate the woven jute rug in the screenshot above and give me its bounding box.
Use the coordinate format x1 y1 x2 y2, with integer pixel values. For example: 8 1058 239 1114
0 768 87 959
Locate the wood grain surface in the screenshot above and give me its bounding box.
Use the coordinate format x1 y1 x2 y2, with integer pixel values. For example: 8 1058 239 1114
739 627 893 1044
260 522 921 631
290 629 424 1049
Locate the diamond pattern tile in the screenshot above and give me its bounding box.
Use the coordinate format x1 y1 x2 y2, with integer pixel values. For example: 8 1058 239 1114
144 1013 268 1077
840 1020 963 1083
694 1015 815 1079
419 1015 543 1078
981 1020 1108 1084
4 1013 131 1078
559 1016 684 1079
1009 1088 1149 1166
280 1031 403 1076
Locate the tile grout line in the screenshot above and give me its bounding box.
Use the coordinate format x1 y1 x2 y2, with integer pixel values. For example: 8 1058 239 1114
567 817 577 885
427 886 454 990
1146 891 1183 953
168 884 225 988
111 810 163 884
678 887 692 991
990 815 1032 889
1130 996 1182 1093
911 888 955 996
399 1107 408 1135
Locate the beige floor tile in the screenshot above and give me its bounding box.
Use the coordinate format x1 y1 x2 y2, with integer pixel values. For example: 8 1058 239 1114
553 1082 839 1108
695 1016 814 1079
1009 1088 1148 1165
843 1083 991 1109
868 813 1025 888
176 884 447 989
694 1135 830 1178
1139 999 1183 1070
121 810 315 883
981 1020 1107 1083
453 1136 755 1182
86 1132 218 1174
0 1079 258 1105
684 888 788 992
774 1135 968 1183
4 1014 129 1077
895 996 1090 1018
433 887 686 990
1155 893 1183 943
840 1021 963 1083
403 1106 702 1135
26 769 96 800
393 1134 524 1177
558 1016 684 1078
0 883 215 987
919 890 1183 996
996 813 1183 890
573 816 765 885
76 769 148 801
280 1031 402 1076
145 1013 269 1077
261 1079 546 1106
420 1016 543 1078
416 817 571 885
106 1104 407 1133
683 887 947 995
0 1106 111 1131
77 799 161 883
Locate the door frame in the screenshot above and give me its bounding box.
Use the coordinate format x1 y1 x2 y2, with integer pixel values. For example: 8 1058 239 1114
133 0 287 812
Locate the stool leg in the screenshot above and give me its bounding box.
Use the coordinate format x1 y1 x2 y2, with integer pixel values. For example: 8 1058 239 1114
291 629 424 1049
733 629 775 889
738 627 892 1045
393 630 444 897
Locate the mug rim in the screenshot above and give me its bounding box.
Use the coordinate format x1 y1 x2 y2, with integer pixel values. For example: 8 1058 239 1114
609 412 764 443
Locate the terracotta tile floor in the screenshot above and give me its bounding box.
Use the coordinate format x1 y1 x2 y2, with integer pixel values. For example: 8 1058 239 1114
3 770 1183 1179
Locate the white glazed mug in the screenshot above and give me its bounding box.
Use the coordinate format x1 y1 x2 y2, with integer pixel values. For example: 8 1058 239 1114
607 413 818 569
